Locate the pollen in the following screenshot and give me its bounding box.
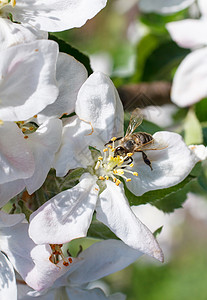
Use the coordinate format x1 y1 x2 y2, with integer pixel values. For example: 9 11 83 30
98 156 103 160
111 137 117 141
99 176 105 180
24 135 29 139
126 178 131 182
133 172 138 176
127 153 133 157
103 148 108 152
115 179 121 186
129 163 134 167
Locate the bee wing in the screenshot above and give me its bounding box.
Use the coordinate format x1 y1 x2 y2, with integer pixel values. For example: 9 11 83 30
126 108 143 136
135 138 168 151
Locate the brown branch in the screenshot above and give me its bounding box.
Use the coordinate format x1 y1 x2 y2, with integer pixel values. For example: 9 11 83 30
117 81 172 110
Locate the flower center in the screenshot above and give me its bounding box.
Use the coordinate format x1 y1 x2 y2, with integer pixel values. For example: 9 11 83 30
49 244 73 267
0 0 16 9
16 115 38 139
94 137 138 186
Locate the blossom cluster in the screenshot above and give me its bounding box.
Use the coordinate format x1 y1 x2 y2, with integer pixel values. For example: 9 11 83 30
0 0 207 299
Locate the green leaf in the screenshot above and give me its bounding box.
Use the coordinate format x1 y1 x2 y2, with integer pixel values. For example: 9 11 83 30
87 220 118 240
202 127 207 146
124 175 195 208
195 98 207 123
184 109 203 145
153 226 163 238
49 34 93 75
18 200 33 221
142 40 190 81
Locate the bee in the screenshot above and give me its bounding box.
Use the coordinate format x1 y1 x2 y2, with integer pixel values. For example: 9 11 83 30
105 108 167 170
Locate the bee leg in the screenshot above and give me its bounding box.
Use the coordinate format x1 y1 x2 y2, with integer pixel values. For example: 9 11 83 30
104 136 123 146
120 156 133 169
141 151 153 171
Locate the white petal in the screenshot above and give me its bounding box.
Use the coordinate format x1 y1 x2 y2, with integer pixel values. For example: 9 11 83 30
189 144 207 161
9 0 107 32
53 117 93 177
139 0 194 14
38 53 87 123
96 182 163 261
0 252 17 300
0 211 25 227
166 19 207 48
0 40 59 121
0 122 35 184
75 72 124 148
126 131 197 196
29 173 99 244
69 239 143 284
24 119 62 194
198 0 207 16
66 286 110 300
0 18 47 51
0 220 80 292
171 48 207 106
0 180 25 207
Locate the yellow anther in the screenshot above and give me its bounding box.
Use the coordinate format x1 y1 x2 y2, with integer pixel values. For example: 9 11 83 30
113 170 118 174
98 156 103 160
129 163 134 168
115 179 121 186
113 178 117 182
111 137 117 141
0 120 3 125
126 178 132 182
111 148 115 152
103 148 108 153
127 153 133 157
133 172 138 176
99 176 105 180
105 176 109 180
29 126 34 131
19 121 25 124
107 145 112 149
33 115 37 118
22 128 26 132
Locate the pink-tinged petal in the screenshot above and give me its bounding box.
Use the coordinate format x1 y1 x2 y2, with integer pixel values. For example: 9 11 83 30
0 179 25 208
69 239 143 284
96 182 163 262
0 18 47 51
29 173 99 245
0 40 59 121
54 117 93 177
139 0 194 14
166 19 207 48
126 131 197 196
38 53 88 123
0 252 17 300
0 122 35 184
0 219 81 292
171 48 207 106
7 0 107 32
75 72 124 148
23 119 62 194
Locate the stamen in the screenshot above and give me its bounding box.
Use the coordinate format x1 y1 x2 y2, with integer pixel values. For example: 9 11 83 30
111 137 117 141
98 156 103 160
95 161 101 170
99 176 105 180
103 148 108 152
126 178 131 182
127 153 133 157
